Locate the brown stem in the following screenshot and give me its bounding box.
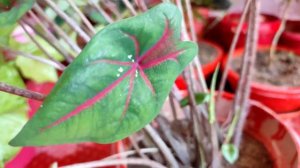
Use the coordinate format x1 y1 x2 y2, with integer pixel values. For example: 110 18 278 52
144 125 180 168
33 4 81 54
2 47 65 70
0 82 45 101
129 136 149 159
169 93 178 121
88 0 114 24
66 0 96 35
19 21 66 70
218 0 252 102
232 0 260 146
60 158 167 168
134 0 148 12
122 0 138 16
44 0 91 42
22 16 74 62
269 0 291 61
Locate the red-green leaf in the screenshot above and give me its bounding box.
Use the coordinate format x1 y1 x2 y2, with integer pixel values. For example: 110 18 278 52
10 3 198 146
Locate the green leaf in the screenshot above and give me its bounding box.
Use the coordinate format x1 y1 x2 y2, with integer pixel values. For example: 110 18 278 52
0 62 28 115
0 0 35 26
10 33 62 83
0 113 27 166
0 62 28 166
221 143 239 164
10 3 198 146
180 93 210 107
208 64 219 124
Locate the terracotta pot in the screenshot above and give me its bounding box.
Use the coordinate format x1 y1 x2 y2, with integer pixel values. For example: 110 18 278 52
223 46 300 113
175 40 223 90
5 81 126 168
216 93 299 167
279 21 300 54
205 13 280 51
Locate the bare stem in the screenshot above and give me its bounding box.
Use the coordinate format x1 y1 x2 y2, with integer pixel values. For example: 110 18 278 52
122 0 138 16
2 47 65 70
88 0 114 24
19 21 66 70
144 125 180 168
33 4 81 54
129 136 150 159
66 0 96 35
134 0 148 12
22 15 74 62
229 0 260 146
269 0 291 61
218 0 252 101
101 147 158 161
44 0 91 42
60 158 167 168
0 82 46 101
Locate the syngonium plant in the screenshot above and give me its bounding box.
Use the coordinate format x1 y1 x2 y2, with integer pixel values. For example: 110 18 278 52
9 3 198 146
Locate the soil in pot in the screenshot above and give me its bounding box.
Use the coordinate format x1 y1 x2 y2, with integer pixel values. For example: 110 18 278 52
169 119 273 167
223 133 273 168
231 49 300 87
198 41 218 65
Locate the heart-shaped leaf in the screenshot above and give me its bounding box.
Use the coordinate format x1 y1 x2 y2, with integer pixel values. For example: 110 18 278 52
10 3 198 146
0 0 35 26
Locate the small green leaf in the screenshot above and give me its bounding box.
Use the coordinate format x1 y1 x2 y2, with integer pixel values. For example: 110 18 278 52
0 62 28 166
0 0 35 26
180 93 210 107
10 3 198 146
221 143 239 164
208 64 219 124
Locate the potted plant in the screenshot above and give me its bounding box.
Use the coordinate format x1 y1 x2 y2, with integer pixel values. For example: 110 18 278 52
175 40 223 90
279 21 300 54
223 46 300 113
205 13 280 51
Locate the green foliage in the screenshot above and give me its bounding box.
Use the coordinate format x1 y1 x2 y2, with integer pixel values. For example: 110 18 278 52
0 62 28 166
222 143 239 164
0 0 35 26
208 64 219 124
180 92 210 107
10 3 198 146
10 34 63 83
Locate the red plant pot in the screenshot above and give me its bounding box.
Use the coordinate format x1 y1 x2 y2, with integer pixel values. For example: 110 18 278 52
5 81 127 168
279 21 300 54
175 41 223 90
216 93 299 167
223 46 300 113
192 7 210 38
206 13 280 51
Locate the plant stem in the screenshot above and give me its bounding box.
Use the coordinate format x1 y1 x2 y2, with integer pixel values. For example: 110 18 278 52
2 46 65 70
122 0 138 16
19 21 66 70
22 15 74 62
228 0 260 147
269 0 291 61
101 147 158 161
88 0 114 24
60 158 167 168
66 0 96 35
134 0 148 12
169 93 178 121
144 125 180 168
0 82 45 101
129 136 150 159
33 4 81 54
44 0 91 42
218 0 252 102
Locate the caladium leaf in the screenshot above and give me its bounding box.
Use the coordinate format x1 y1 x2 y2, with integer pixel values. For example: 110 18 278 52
0 0 35 26
10 3 198 146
